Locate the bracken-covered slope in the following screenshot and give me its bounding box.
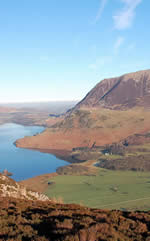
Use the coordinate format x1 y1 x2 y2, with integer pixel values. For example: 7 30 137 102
15 108 150 152
76 69 150 110
15 69 150 153
1 196 150 241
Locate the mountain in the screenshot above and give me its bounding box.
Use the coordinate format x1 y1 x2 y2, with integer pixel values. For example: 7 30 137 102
0 106 16 113
75 69 150 110
16 69 150 154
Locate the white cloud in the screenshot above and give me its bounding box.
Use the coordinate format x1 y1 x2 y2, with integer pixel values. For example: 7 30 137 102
93 0 142 29
114 36 125 54
94 0 108 24
89 56 112 70
113 0 142 30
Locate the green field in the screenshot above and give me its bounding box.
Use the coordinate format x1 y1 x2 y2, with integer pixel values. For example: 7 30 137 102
45 170 150 211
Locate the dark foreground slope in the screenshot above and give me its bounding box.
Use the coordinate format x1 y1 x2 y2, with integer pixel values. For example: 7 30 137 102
1 196 150 241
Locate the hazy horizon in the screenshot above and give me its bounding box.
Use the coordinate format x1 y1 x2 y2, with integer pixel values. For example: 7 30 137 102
0 100 79 104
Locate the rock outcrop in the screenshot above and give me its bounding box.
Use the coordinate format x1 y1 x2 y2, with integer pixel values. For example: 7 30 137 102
0 173 49 201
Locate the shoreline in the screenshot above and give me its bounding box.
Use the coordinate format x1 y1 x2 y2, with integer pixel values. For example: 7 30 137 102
15 145 79 163
0 121 46 129
12 125 73 183
30 148 72 162
19 172 59 193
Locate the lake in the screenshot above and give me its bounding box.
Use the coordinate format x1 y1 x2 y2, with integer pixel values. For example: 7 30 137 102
0 123 68 181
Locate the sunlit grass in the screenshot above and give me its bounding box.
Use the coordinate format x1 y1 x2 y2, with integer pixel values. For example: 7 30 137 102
45 170 150 211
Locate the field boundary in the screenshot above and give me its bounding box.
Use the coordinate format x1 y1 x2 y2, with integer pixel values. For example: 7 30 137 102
97 196 150 208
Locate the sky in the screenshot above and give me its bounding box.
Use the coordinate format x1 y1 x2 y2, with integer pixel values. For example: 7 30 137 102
0 0 149 103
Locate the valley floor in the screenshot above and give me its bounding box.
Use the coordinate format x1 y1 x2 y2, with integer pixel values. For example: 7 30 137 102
21 137 150 211
21 166 150 211
15 106 150 211
44 169 150 211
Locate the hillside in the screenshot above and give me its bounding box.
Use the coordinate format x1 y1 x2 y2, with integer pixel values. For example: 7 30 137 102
1 196 150 241
16 69 150 155
0 173 49 201
16 107 150 154
1 172 150 240
76 69 150 110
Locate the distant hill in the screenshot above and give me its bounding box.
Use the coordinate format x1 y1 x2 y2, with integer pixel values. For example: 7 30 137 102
0 101 78 126
0 106 16 113
75 69 150 110
3 100 78 114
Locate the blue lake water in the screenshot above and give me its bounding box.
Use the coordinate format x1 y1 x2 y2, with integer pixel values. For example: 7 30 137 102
0 123 68 181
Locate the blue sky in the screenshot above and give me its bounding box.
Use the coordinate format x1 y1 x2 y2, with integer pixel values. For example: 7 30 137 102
0 0 149 102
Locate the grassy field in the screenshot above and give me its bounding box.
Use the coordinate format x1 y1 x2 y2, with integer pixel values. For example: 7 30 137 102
45 169 150 211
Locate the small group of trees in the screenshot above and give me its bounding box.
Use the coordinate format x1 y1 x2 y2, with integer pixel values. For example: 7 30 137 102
102 143 125 156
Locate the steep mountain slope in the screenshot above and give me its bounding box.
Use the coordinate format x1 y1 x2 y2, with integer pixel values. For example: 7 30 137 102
76 69 150 110
16 69 150 154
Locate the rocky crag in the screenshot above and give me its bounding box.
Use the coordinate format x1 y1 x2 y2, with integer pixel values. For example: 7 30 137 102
0 173 49 201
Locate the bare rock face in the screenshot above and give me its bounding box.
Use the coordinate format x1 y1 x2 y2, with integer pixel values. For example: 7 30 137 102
76 69 150 109
0 174 49 201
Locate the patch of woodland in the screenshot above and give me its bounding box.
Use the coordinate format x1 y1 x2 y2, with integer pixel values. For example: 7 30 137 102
56 164 97 176
98 155 150 171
